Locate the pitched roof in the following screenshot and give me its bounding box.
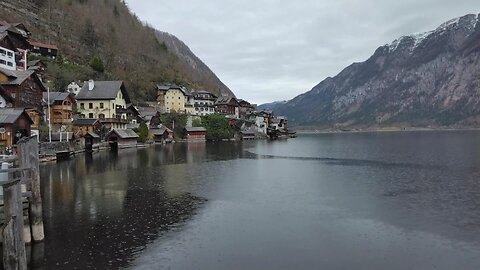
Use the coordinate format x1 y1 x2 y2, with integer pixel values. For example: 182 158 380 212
76 81 130 102
29 40 58 50
0 25 22 36
43 92 72 105
136 106 159 117
156 84 188 95
0 67 37 86
72 118 100 126
27 60 43 67
107 128 139 139
0 108 33 124
85 131 100 138
215 96 238 105
185 127 207 132
240 130 256 135
191 90 218 98
151 126 173 136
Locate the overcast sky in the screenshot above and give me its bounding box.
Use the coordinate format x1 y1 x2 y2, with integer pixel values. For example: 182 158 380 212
125 0 478 104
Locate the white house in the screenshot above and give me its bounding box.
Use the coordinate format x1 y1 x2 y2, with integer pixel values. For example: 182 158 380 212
191 90 217 116
0 46 16 70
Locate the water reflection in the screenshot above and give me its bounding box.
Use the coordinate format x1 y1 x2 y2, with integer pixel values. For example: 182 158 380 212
32 143 243 269
25 131 480 269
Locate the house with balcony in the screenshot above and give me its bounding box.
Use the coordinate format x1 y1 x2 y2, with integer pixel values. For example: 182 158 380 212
0 67 46 133
191 90 217 116
215 96 240 119
43 92 75 126
75 80 131 130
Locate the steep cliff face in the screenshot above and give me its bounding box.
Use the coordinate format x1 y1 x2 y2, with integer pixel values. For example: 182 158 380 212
0 0 234 100
276 14 480 128
155 31 234 97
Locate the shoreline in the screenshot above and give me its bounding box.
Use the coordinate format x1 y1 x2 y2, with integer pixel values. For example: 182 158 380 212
295 127 480 134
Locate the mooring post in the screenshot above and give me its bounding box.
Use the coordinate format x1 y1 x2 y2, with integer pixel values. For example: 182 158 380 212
17 136 45 242
2 173 28 270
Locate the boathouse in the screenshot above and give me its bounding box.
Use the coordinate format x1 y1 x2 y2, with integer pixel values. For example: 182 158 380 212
105 128 139 148
84 131 100 153
184 127 207 141
240 130 256 140
151 126 174 143
0 108 33 148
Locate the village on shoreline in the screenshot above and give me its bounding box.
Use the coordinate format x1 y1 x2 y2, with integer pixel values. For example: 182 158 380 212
0 20 295 158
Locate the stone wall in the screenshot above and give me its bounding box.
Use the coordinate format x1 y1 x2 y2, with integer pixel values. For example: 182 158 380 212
39 142 72 156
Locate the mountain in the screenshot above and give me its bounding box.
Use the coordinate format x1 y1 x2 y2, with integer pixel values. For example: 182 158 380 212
275 14 480 129
0 0 234 101
155 31 234 97
257 100 288 111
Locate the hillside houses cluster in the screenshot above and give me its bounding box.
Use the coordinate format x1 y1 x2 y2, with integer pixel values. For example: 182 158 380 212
0 20 291 153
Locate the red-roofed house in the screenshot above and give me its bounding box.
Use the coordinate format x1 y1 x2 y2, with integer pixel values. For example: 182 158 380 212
29 40 58 58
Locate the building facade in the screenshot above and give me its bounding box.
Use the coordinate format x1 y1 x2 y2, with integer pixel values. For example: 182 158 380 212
0 46 15 70
43 92 75 126
192 90 217 116
0 108 33 148
76 80 130 130
215 97 240 119
156 84 191 113
0 68 46 111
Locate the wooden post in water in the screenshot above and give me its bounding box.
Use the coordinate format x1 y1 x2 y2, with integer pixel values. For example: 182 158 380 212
17 136 44 242
1 172 27 270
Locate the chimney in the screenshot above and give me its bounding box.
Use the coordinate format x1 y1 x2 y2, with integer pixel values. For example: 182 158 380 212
88 80 94 91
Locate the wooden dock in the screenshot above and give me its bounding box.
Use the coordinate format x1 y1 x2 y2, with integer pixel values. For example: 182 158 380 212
0 136 45 270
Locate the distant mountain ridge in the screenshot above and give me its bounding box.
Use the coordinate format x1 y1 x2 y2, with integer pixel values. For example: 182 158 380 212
275 14 480 129
257 100 288 111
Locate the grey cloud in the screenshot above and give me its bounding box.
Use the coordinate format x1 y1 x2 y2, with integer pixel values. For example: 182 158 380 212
126 0 479 104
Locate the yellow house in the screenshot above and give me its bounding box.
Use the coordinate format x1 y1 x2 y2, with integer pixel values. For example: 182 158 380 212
76 80 131 130
157 84 191 113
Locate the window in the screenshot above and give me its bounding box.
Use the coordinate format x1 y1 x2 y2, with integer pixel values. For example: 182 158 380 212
7 52 13 57
0 60 5 64
88 113 94 118
89 103 93 109
112 103 115 109
7 62 12 67
178 97 181 100
80 103 85 109
100 103 104 109
98 114 105 119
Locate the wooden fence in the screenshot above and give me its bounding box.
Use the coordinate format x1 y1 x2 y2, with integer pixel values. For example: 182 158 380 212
0 136 44 270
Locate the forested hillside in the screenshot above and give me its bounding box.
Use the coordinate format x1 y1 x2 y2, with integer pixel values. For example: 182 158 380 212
0 0 234 101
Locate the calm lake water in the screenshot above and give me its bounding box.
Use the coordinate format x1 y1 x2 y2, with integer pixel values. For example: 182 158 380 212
29 131 480 269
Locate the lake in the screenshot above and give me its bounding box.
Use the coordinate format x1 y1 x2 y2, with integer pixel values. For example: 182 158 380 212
31 131 480 269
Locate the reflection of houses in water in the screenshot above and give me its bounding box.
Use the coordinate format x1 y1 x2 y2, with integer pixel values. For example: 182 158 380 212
186 141 206 164
38 146 204 269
